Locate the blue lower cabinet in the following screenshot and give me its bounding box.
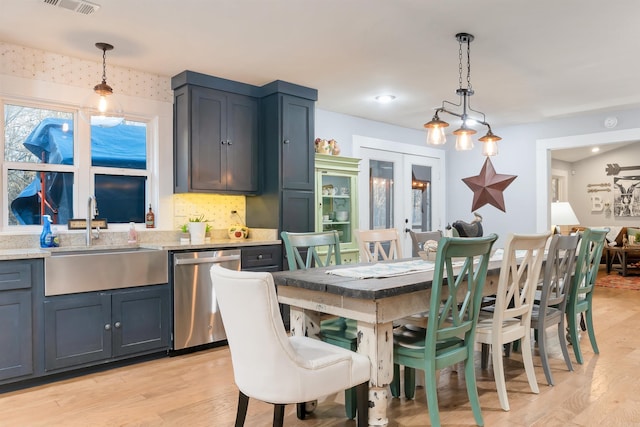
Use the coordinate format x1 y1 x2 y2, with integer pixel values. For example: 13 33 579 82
44 285 170 372
0 290 33 381
0 259 41 384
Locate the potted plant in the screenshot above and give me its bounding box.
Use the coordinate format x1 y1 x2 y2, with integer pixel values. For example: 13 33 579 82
205 224 212 243
179 224 190 245
188 215 209 244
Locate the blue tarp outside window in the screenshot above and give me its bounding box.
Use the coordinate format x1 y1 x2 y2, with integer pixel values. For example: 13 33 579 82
11 118 146 225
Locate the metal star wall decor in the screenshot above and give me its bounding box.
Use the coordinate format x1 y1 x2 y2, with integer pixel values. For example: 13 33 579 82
462 157 517 212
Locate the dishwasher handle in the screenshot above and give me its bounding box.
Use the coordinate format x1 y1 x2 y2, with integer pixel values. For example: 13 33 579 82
174 254 241 266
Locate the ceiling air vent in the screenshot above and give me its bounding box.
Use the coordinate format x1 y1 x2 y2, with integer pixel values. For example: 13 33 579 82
42 0 100 15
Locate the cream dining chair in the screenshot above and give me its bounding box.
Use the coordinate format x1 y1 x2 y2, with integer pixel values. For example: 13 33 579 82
475 232 550 411
355 228 403 262
210 265 370 427
356 228 431 360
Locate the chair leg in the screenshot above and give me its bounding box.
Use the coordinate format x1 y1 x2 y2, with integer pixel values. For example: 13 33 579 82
567 310 584 364
491 343 510 411
481 343 490 369
355 381 369 427
537 325 554 386
557 318 573 372
520 331 540 394
464 355 484 427
344 387 357 419
296 403 306 420
585 307 599 355
273 404 285 427
425 364 442 427
404 366 416 400
235 391 249 427
390 364 401 398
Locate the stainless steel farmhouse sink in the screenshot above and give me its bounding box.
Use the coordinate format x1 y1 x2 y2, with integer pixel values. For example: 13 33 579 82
44 247 168 296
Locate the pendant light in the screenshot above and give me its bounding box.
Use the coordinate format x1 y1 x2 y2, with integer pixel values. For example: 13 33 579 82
424 33 502 156
80 42 124 128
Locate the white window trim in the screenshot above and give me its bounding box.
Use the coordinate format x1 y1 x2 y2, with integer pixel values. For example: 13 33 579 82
2 98 155 232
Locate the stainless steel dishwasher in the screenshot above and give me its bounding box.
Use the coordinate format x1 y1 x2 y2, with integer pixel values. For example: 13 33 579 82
172 249 241 350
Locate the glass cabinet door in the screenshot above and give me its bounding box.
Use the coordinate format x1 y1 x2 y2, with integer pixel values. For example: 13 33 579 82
320 173 353 245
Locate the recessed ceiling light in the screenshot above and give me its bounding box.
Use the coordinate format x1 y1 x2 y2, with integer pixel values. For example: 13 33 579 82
591 147 600 153
375 95 396 103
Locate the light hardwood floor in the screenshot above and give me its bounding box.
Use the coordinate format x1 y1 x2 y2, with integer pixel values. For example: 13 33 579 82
2 270 640 427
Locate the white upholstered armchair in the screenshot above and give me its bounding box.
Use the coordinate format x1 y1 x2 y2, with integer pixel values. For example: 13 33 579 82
210 265 370 427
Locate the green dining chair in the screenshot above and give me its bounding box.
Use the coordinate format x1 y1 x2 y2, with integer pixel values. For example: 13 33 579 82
390 233 498 427
566 227 608 364
280 230 359 420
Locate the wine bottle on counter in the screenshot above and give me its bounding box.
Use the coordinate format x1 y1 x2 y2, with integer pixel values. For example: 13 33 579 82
146 204 155 228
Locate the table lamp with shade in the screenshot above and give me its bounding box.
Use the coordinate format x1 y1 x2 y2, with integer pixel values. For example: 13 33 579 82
551 201 579 235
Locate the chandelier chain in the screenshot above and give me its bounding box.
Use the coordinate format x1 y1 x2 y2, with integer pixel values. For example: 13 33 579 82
466 39 472 91
458 39 463 90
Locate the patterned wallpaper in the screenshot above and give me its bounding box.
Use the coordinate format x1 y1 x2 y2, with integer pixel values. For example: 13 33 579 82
0 41 173 103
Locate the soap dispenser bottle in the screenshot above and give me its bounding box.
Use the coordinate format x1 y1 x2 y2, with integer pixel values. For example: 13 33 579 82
40 215 53 248
128 222 138 244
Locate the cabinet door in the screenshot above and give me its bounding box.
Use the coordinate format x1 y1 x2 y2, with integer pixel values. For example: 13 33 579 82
44 293 111 371
226 93 258 193
0 290 32 381
281 95 314 191
190 86 227 191
111 286 170 357
282 190 315 233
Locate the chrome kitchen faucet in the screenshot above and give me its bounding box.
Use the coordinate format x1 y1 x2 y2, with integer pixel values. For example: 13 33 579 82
86 195 100 245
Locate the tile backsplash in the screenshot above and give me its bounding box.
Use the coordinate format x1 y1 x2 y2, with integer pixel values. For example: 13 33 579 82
173 193 246 230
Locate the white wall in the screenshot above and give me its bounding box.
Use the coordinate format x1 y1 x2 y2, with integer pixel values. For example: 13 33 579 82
315 109 427 157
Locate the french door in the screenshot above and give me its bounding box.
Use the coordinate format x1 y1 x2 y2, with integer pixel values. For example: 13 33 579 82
354 137 444 257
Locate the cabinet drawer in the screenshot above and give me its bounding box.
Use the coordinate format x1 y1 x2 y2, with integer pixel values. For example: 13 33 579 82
242 245 282 270
0 261 32 291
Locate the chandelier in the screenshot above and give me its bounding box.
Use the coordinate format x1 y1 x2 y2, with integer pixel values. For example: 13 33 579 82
424 33 501 156
80 42 124 128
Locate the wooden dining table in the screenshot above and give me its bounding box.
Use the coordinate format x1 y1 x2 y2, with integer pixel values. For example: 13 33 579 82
272 258 502 426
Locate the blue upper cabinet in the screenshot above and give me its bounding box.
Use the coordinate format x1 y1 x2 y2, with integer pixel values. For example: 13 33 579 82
172 71 259 194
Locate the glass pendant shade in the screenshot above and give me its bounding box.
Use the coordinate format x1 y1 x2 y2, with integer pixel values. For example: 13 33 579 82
424 115 449 146
453 126 476 151
426 126 447 145
481 140 498 156
479 129 501 156
80 91 124 127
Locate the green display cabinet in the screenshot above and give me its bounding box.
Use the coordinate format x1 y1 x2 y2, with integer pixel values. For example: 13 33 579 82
315 154 361 264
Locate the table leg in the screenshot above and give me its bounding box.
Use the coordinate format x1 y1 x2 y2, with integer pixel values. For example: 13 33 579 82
606 249 612 274
356 320 393 426
622 251 628 277
288 306 321 339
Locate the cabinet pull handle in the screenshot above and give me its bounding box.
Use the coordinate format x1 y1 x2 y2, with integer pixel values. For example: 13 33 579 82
221 140 226 145
257 254 263 260
104 324 111 331
227 140 232 146
114 322 121 329
283 139 290 144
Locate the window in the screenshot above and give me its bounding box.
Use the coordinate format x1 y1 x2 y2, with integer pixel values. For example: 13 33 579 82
3 102 150 228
